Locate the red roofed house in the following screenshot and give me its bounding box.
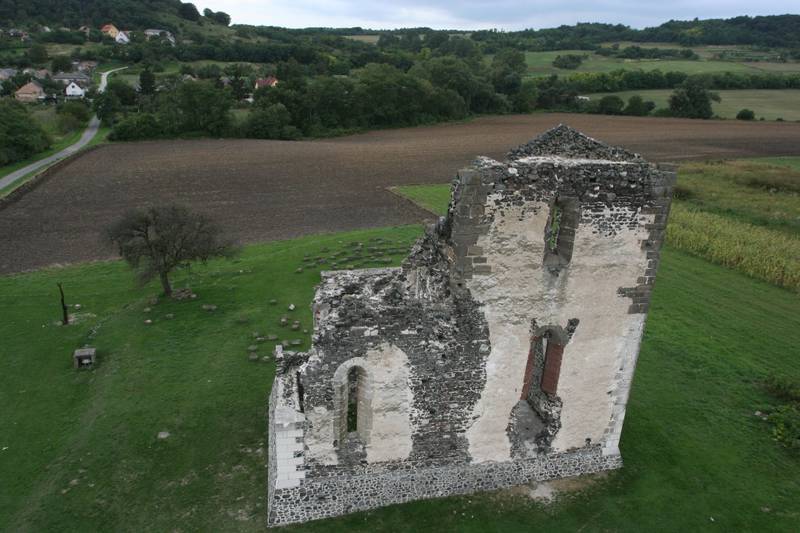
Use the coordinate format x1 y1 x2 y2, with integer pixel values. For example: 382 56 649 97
254 76 279 90
101 24 119 38
15 80 45 102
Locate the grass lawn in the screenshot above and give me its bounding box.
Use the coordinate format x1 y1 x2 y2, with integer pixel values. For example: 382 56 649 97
588 89 800 121
389 184 452 214
2 208 800 530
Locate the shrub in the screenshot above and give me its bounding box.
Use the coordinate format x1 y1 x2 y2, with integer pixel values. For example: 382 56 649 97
243 104 294 139
552 54 584 70
736 108 756 120
596 95 625 115
761 376 800 451
623 95 656 116
109 113 164 141
57 101 91 132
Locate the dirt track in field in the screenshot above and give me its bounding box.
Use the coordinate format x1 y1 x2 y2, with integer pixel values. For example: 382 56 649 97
3 113 800 274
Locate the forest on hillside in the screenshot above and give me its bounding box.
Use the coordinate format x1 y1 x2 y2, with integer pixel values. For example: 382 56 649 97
1 1 799 49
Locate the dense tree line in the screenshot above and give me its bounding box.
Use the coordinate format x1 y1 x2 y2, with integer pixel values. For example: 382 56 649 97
0 99 50 165
550 69 800 94
471 15 800 51
104 47 538 141
0 0 183 29
595 45 698 60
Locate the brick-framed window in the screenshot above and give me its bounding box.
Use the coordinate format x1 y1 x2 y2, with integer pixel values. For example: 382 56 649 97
540 339 565 395
521 327 568 400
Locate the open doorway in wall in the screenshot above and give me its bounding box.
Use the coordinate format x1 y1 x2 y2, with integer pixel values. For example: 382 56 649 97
507 325 572 458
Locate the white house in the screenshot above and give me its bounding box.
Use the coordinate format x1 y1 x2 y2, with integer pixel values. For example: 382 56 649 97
65 82 86 98
115 31 130 44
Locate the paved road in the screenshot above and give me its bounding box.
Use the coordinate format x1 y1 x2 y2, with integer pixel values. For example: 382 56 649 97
0 66 127 191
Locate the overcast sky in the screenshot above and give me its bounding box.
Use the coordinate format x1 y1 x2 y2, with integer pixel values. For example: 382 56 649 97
194 1 797 30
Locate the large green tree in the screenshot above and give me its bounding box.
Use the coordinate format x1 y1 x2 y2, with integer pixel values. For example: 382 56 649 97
0 100 50 166
669 79 721 119
107 205 236 296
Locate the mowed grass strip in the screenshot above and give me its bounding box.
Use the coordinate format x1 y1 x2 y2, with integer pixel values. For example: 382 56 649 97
1 224 798 530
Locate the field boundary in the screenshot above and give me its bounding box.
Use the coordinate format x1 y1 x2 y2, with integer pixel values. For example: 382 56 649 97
387 185 447 217
0 145 103 211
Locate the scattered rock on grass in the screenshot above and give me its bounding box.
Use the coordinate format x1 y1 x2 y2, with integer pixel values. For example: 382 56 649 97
249 353 259 362
288 304 296 311
157 431 170 440
202 304 217 312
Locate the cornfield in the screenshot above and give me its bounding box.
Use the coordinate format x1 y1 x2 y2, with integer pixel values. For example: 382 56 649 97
667 203 800 292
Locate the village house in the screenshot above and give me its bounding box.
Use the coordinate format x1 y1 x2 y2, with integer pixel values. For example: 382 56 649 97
115 31 131 44
100 24 119 38
0 67 18 81
78 25 91 36
65 81 86 98
52 71 91 86
14 80 45 102
254 76 279 89
23 67 51 79
76 60 98 72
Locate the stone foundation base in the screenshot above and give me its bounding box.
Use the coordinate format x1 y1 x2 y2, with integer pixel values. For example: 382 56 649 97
267 447 622 527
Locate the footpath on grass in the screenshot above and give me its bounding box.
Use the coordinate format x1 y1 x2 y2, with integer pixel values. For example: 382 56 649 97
0 66 127 193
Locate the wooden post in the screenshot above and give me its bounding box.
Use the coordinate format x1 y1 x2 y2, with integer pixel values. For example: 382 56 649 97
57 282 69 325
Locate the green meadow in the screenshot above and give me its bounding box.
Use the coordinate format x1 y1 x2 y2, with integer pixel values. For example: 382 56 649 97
1 159 799 531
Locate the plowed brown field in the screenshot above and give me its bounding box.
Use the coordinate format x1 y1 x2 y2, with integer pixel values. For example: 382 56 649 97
3 113 800 274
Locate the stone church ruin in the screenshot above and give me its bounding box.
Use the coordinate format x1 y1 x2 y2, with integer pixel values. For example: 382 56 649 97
267 125 675 526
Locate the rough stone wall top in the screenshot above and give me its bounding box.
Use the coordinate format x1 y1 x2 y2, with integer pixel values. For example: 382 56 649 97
507 124 643 162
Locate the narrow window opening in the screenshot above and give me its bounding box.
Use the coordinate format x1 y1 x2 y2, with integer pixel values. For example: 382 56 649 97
346 367 359 433
543 197 579 273
296 371 305 413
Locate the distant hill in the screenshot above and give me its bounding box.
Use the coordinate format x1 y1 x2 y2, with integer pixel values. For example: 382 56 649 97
473 15 800 50
0 3 799 50
0 0 187 31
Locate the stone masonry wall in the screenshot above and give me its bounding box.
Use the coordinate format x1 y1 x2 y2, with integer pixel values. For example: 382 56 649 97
266 125 675 527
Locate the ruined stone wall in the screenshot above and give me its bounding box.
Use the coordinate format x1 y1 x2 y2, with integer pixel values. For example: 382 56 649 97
266 126 675 527
269 444 621 526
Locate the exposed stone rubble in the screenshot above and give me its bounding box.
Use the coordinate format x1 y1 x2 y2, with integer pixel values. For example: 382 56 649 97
266 125 675 526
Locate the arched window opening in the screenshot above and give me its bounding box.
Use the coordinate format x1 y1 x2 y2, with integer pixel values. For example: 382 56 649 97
346 367 361 433
333 359 371 452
